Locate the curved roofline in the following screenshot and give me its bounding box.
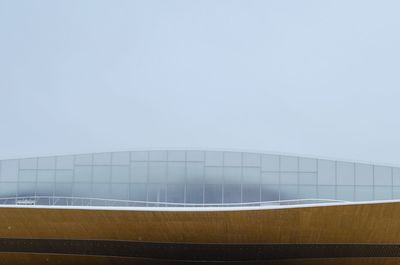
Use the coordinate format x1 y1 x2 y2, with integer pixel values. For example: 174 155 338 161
0 199 399 212
1 147 400 168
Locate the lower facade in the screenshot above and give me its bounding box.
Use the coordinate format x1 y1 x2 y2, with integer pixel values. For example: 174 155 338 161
1 150 400 263
1 201 400 264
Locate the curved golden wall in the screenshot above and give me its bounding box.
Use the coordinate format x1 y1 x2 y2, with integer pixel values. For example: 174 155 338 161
0 202 400 264
0 202 399 243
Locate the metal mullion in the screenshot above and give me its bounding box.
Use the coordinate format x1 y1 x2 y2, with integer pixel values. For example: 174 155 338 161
183 151 187 207
71 155 77 206
90 154 94 206
165 151 169 206
353 162 356 202
259 154 262 205
240 152 243 204
202 151 205 206
278 155 281 201
297 156 300 199
222 152 225 204
17 159 21 201
316 159 319 199
145 151 149 206
392 167 394 200
128 151 132 206
373 165 375 200
34 157 38 200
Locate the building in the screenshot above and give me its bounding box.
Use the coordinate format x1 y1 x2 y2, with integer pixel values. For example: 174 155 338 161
0 150 400 264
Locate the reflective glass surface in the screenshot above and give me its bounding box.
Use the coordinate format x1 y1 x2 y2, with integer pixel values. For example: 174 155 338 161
0 150 398 206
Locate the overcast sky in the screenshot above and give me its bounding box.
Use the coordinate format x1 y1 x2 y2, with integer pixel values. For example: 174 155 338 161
0 0 399 164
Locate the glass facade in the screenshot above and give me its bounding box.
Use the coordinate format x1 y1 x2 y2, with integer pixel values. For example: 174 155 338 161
0 150 399 206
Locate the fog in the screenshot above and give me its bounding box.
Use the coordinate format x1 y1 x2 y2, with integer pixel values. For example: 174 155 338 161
1 0 399 165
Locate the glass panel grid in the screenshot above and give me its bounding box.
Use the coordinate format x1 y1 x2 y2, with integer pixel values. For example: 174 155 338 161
0 151 398 206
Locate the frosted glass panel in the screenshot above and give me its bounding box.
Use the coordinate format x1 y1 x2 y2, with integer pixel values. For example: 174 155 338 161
261 184 279 201
167 162 185 183
149 151 167 161
130 184 147 201
318 186 336 200
37 170 55 182
56 156 74 170
36 182 54 196
56 170 73 183
204 167 223 184
355 164 373 185
0 160 18 181
280 172 298 185
110 184 129 200
224 152 241 166
75 154 92 165
19 170 36 182
374 166 392 186
337 162 354 185
186 162 204 183
147 184 166 203
393 187 400 199
55 183 73 197
299 172 317 185
318 160 336 185
223 167 241 184
298 185 317 199
92 184 110 198
243 153 260 167
242 184 260 202
167 151 186 161
74 166 92 182
166 184 185 203
148 162 167 183
337 186 354 201
261 155 279 171
299 158 317 172
205 152 223 166
131 151 148 161
111 152 130 165
18 182 36 196
261 172 279 185
223 184 241 203
0 182 17 196
186 184 204 204
280 156 298 172
204 184 222 204
130 162 147 183
280 185 298 200
93 166 110 182
73 183 91 197
186 151 204 162
93 153 111 165
374 186 392 200
111 166 129 183
355 186 373 201
20 158 37 170
38 157 56 169
243 167 260 184
394 168 400 186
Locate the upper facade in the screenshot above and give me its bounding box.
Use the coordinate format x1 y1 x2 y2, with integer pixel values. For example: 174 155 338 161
0 150 399 207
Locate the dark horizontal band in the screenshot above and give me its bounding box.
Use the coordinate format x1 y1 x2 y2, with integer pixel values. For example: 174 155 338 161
0 239 400 261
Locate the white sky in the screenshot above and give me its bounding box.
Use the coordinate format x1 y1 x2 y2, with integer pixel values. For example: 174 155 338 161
0 0 400 164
